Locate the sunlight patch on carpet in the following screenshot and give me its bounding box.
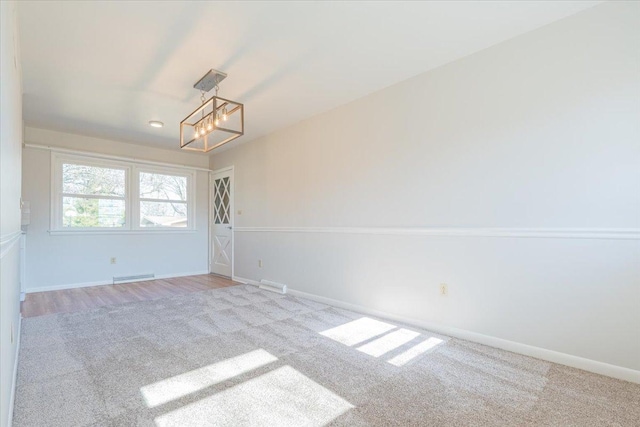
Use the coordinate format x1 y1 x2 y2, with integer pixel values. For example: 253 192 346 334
141 349 278 408
154 365 353 427
357 328 420 357
320 317 396 346
388 337 444 366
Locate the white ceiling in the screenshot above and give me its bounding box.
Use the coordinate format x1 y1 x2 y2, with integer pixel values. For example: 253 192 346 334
18 1 600 154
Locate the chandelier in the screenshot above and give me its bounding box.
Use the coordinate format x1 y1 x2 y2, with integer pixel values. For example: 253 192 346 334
180 69 244 152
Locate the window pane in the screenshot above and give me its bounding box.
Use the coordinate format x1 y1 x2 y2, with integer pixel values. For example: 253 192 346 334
140 201 187 228
63 197 125 228
140 172 187 201
63 164 125 197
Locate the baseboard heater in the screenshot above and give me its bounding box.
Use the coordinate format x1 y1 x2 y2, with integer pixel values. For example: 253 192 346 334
259 279 287 294
113 273 155 285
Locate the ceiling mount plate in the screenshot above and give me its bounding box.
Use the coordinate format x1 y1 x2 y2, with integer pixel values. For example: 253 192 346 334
194 69 227 93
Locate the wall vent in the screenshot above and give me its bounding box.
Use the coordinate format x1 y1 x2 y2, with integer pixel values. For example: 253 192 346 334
259 279 287 294
113 274 155 285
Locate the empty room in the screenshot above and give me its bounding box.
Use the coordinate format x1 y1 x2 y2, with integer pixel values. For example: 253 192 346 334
1 1 639 426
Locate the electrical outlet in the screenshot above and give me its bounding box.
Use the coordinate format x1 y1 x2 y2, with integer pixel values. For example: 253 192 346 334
258 259 263 268
110 257 117 264
439 283 448 296
237 209 243 215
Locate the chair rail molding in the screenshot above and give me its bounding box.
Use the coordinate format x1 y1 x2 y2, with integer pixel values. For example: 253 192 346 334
233 226 640 240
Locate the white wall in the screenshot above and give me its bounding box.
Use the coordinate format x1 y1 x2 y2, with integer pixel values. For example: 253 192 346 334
22 127 211 292
211 1 640 380
0 1 23 426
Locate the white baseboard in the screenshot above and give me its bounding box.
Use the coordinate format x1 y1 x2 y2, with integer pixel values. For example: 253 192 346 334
25 270 210 294
27 278 113 293
8 315 22 427
232 276 639 384
232 275 257 285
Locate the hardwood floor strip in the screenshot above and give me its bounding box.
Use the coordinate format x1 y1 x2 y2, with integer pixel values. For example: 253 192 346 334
22 274 240 318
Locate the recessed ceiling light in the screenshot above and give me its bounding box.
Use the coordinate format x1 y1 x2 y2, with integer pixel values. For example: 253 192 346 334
149 120 164 128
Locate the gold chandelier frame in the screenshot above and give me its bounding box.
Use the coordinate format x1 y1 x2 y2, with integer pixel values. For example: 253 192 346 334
180 69 244 153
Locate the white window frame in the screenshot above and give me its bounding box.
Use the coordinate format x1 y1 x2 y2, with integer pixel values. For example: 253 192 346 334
51 154 131 232
50 153 196 234
133 166 196 231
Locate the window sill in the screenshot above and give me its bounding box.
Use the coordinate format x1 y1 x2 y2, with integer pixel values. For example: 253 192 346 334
48 229 198 236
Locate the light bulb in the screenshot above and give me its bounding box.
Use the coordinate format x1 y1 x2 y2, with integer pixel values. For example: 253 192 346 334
222 107 228 121
206 122 213 131
194 126 200 139
215 115 220 126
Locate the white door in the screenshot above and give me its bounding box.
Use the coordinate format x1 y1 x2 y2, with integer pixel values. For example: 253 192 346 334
211 169 233 277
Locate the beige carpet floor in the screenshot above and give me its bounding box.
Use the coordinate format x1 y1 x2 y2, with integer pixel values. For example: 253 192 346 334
13 284 640 426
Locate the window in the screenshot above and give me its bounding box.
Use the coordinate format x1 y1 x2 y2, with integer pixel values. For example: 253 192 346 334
138 171 189 228
52 154 195 232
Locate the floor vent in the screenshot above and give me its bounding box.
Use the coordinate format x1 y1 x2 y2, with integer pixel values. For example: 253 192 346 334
259 279 287 294
113 274 155 285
